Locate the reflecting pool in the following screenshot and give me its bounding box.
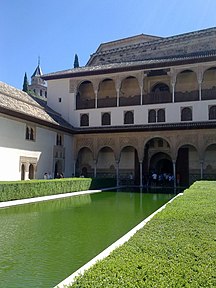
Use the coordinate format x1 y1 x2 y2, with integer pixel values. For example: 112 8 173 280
0 190 173 287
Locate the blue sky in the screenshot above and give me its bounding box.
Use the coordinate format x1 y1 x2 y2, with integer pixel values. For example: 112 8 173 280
1 0 216 89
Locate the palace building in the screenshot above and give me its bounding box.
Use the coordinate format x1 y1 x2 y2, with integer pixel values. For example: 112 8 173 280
42 27 216 187
1 27 216 186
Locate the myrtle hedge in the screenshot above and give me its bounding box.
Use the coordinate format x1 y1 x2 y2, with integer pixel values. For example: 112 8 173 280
0 177 116 202
69 181 216 288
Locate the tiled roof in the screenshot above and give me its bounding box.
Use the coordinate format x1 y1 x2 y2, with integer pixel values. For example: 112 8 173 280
88 27 216 65
42 49 216 80
0 82 73 131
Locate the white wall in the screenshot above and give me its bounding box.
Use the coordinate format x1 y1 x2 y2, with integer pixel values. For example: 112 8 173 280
66 99 213 128
0 116 73 181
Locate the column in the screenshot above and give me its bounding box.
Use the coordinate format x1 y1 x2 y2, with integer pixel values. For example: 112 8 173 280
95 90 98 108
200 160 204 179
168 70 176 103
116 89 120 107
116 160 119 187
139 161 143 187
172 160 176 189
196 70 203 101
94 160 97 178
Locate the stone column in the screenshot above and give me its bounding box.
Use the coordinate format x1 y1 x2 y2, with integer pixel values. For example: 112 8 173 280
139 161 143 187
93 159 97 178
200 160 204 179
172 160 176 189
92 80 100 109
137 72 145 105
115 160 120 187
168 70 176 103
115 77 121 107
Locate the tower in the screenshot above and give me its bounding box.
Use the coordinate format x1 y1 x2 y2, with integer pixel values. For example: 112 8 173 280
29 58 47 98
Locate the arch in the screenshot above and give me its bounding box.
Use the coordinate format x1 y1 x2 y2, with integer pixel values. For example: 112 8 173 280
25 127 30 139
54 160 63 178
151 82 170 93
21 164 25 180
209 105 216 120
148 109 156 123
119 145 139 185
76 147 94 177
181 107 192 121
102 112 111 125
76 80 95 109
177 144 199 186
80 114 89 126
175 69 199 102
124 111 134 124
157 109 165 122
203 143 216 180
98 78 117 108
120 76 140 106
28 164 34 180
97 146 115 178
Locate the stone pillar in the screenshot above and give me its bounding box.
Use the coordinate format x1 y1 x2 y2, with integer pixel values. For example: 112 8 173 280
137 72 145 105
172 160 176 189
115 77 121 107
115 160 119 187
139 161 143 187
92 80 100 109
168 70 176 103
196 69 204 101
200 160 204 179
94 159 97 178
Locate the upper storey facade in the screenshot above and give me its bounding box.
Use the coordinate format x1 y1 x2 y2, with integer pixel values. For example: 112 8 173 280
42 27 216 131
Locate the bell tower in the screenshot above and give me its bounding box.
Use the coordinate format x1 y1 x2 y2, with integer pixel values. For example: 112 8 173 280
29 57 47 98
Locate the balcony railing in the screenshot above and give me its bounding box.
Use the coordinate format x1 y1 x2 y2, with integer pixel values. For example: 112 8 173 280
175 90 199 102
119 95 141 106
201 88 216 100
76 99 95 109
76 88 216 109
97 96 117 108
143 91 172 105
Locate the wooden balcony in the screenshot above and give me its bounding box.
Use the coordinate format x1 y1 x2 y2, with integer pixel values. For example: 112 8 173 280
201 88 216 100
97 96 117 108
143 91 172 105
76 99 95 109
119 95 141 106
175 90 199 102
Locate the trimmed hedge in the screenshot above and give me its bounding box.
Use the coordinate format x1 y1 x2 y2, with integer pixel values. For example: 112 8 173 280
0 178 93 202
69 181 216 288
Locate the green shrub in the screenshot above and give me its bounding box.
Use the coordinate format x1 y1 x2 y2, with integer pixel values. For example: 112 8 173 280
0 178 92 202
69 181 216 288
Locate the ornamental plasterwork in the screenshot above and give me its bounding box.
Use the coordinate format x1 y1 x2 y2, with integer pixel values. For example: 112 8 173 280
76 138 94 151
119 136 139 149
97 137 115 149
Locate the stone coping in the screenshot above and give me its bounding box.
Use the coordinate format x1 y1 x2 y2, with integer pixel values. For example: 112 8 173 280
0 189 102 209
54 192 183 288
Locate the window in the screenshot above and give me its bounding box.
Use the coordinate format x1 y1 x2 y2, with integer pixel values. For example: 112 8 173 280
157 109 165 122
148 109 165 123
25 125 35 141
102 112 111 125
148 109 156 123
124 111 134 124
209 106 216 120
181 107 192 121
80 114 89 126
58 98 62 103
56 134 63 146
40 90 42 96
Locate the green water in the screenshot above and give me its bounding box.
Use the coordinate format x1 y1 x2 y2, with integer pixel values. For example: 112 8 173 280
0 191 173 288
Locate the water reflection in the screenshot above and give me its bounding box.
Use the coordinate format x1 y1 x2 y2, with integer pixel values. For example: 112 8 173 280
0 191 173 288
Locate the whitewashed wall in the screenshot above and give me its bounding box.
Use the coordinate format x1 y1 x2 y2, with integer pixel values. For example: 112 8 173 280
0 116 73 181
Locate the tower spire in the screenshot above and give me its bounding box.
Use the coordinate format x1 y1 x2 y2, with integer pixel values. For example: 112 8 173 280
38 56 40 66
